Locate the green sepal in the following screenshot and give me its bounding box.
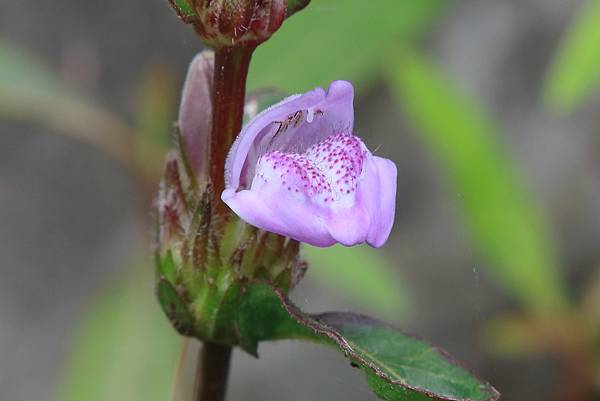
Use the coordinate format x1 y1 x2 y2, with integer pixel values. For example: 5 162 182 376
156 278 195 337
205 281 243 344
235 283 500 401
156 250 177 284
168 0 198 23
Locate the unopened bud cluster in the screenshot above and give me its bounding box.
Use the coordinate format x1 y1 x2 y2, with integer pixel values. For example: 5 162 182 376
155 133 306 342
169 0 288 48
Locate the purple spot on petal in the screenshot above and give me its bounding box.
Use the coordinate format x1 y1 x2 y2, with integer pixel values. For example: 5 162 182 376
254 133 366 206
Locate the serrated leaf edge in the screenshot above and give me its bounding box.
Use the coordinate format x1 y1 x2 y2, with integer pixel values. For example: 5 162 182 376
267 285 500 401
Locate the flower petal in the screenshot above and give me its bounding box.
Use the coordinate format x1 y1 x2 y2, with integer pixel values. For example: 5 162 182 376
361 156 397 247
322 155 396 248
368 157 397 247
323 205 370 246
222 187 336 247
178 51 214 177
225 80 354 191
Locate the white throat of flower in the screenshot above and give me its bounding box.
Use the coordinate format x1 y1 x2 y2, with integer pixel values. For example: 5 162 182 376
252 133 367 208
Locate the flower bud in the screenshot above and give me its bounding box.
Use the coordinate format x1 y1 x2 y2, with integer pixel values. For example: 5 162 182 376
177 50 214 181
169 0 289 48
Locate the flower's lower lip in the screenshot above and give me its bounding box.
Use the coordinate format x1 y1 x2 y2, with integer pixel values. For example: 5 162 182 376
249 133 366 205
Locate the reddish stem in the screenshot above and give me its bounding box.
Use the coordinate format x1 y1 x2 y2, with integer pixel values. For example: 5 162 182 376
209 46 254 214
191 44 254 401
192 342 232 401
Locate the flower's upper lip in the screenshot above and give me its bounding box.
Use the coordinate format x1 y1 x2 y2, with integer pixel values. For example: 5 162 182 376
224 81 355 193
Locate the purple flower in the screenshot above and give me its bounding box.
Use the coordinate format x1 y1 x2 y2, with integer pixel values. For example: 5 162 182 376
222 81 397 248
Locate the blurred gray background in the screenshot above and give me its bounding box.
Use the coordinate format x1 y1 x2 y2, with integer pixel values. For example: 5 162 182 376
1 1 599 401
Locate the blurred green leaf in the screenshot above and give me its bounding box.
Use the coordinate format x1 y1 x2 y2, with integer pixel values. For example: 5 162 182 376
134 66 178 176
305 245 408 319
544 0 600 111
388 50 569 315
0 41 63 97
248 0 446 94
484 315 548 357
0 41 136 170
581 267 600 329
484 312 593 364
59 267 180 401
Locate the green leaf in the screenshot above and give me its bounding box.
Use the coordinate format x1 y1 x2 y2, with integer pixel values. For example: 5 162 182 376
387 50 569 315
543 0 600 111
304 245 409 319
248 0 446 94
59 267 180 401
314 313 498 401
236 283 499 401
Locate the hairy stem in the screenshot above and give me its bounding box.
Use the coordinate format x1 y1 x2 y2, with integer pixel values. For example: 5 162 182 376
192 342 233 401
209 46 254 213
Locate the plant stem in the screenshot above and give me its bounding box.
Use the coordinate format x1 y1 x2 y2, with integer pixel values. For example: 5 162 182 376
193 46 252 401
192 342 233 401
209 46 254 214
